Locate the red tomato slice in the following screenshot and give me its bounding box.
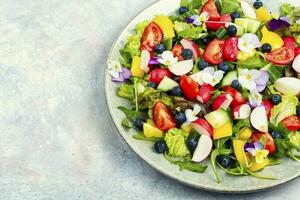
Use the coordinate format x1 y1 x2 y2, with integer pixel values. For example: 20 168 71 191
265 47 295 65
295 47 300 57
223 36 239 62
206 14 231 31
149 68 172 84
180 75 199 101
251 132 276 154
172 44 184 61
140 22 163 52
200 0 220 21
203 39 224 65
283 36 297 50
223 86 247 108
153 101 176 131
282 115 300 131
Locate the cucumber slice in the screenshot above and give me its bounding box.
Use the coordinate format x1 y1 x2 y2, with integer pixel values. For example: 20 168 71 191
233 24 245 36
247 19 261 33
221 71 238 87
157 76 178 91
205 109 231 128
235 18 248 30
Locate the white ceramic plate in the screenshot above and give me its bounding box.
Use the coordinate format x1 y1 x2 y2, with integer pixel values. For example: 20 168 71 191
105 0 300 193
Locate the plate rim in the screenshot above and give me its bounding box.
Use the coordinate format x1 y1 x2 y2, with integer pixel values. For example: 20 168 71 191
104 0 300 193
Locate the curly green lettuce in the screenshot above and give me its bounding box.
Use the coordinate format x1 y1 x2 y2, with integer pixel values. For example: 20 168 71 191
165 128 190 157
174 21 207 39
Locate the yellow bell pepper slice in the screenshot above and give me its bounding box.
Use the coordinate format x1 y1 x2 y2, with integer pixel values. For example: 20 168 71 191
131 56 144 78
238 128 253 140
213 122 232 140
249 157 270 172
255 7 272 22
181 124 193 133
233 140 251 168
237 49 256 61
154 16 175 39
261 26 283 51
143 121 164 138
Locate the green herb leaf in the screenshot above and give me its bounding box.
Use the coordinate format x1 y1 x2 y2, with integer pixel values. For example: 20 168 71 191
210 149 221 183
132 134 163 142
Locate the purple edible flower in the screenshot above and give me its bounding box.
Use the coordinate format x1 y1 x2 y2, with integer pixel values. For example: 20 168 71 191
268 16 290 31
111 67 131 83
149 56 160 65
254 70 269 92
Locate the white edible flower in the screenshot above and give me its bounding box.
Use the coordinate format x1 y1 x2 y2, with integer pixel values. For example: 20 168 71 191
108 61 122 79
157 51 178 66
238 33 262 54
201 67 224 86
238 69 261 90
184 104 201 125
190 12 209 26
248 91 262 108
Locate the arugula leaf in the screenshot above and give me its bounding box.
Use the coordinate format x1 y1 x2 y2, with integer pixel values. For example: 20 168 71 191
117 83 134 100
237 56 268 69
118 106 139 128
180 0 205 10
210 149 221 183
232 119 251 138
132 134 163 142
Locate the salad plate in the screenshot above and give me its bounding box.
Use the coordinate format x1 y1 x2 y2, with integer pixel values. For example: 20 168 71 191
105 0 300 193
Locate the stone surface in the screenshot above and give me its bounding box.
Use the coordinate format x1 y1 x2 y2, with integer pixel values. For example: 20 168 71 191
0 0 299 199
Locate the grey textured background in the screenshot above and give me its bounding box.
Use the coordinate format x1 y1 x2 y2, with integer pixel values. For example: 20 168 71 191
0 0 299 199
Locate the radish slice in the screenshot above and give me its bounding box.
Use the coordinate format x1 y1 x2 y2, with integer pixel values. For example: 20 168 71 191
140 50 150 73
250 106 268 132
190 71 204 85
274 77 300 96
180 39 201 58
241 0 256 19
192 135 213 163
232 104 251 120
292 54 300 73
168 59 193 76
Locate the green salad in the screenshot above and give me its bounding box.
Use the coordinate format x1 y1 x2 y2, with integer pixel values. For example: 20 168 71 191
108 0 300 183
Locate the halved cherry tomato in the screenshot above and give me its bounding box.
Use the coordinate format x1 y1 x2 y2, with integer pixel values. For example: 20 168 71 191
283 36 297 50
251 132 276 154
180 75 199 101
203 39 224 64
200 0 220 21
223 36 239 62
140 22 163 52
282 115 300 131
223 86 247 108
262 100 273 119
172 44 184 61
295 47 300 57
265 47 295 65
153 101 176 131
206 14 231 31
149 68 172 84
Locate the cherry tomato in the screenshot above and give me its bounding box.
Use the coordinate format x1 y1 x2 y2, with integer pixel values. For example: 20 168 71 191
262 100 273 119
283 36 297 50
295 47 300 57
251 132 276 154
223 36 239 62
140 22 163 52
172 44 184 61
206 14 231 31
153 101 176 131
180 75 199 101
223 86 247 108
203 39 224 65
282 115 300 131
149 68 172 84
265 47 295 65
200 0 220 21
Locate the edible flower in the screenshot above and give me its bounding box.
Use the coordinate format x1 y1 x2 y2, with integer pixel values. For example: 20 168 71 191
268 14 290 31
248 91 262 108
244 141 269 163
158 51 178 66
108 61 132 82
254 70 269 92
186 12 209 26
201 67 224 87
184 104 201 125
238 69 261 91
238 33 262 54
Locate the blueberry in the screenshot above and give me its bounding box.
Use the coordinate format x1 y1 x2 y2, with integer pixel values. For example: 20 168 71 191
217 62 230 73
155 44 166 54
261 43 272 53
253 0 263 9
200 37 210 46
147 82 157 88
174 112 187 126
187 135 199 153
230 11 241 20
135 118 144 131
179 6 189 15
197 59 209 70
171 86 183 96
271 94 282 105
181 49 193 60
231 80 241 90
227 25 237 37
154 141 167 153
296 105 300 117
270 131 283 139
217 155 233 169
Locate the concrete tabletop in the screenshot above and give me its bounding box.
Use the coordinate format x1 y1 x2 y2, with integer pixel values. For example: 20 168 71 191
0 0 299 199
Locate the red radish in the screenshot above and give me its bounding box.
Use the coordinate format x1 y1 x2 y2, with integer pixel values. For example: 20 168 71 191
232 104 251 120
223 37 239 62
295 47 300 57
149 68 172 84
191 118 213 138
250 106 268 133
262 100 273 119
196 84 214 103
223 86 247 108
212 93 233 111
140 50 150 73
180 39 201 58
168 59 194 76
206 14 232 31
283 36 297 50
192 135 213 163
180 75 199 101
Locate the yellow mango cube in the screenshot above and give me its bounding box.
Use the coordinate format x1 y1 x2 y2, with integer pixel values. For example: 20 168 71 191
154 16 175 39
131 56 144 78
213 122 232 140
143 122 164 138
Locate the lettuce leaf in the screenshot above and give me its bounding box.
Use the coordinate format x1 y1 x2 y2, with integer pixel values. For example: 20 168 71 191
270 94 298 126
219 0 242 15
174 21 207 39
165 128 190 157
117 83 134 100
180 0 205 10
